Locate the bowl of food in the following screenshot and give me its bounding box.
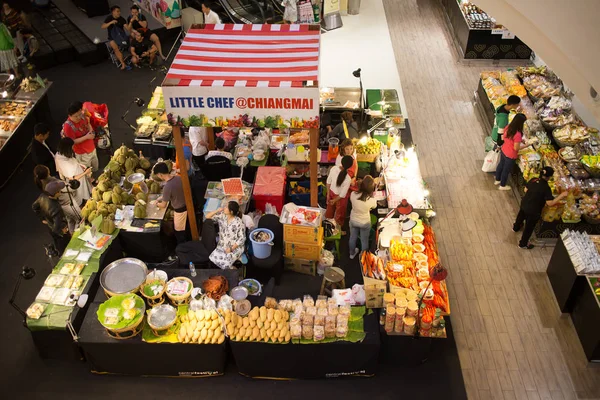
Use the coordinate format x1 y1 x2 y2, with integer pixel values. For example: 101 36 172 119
239 279 262 296
147 304 178 334
97 293 146 338
230 285 249 301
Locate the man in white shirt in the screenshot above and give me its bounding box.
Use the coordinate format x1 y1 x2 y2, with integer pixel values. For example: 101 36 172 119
188 126 208 166
201 3 222 24
205 137 232 161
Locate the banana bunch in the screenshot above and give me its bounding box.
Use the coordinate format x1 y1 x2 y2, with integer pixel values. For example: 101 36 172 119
178 309 225 344
222 306 291 343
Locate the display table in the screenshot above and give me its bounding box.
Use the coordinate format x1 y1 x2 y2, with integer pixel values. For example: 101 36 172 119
570 277 600 362
441 0 532 60
27 232 122 360
230 312 380 379
79 303 227 377
119 224 175 263
0 84 53 189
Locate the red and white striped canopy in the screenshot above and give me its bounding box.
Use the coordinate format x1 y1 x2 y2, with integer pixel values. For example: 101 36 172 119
164 24 320 88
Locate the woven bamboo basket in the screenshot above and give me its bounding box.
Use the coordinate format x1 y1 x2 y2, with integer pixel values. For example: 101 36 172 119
356 153 378 163
140 279 167 307
166 277 193 306
105 315 145 340
146 305 178 336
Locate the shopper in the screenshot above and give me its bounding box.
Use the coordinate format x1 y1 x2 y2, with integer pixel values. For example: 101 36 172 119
328 111 359 140
326 155 353 231
34 165 81 233
1 2 24 38
205 201 246 270
19 27 37 59
201 3 221 24
513 167 568 249
31 123 56 176
336 138 358 190
349 175 377 258
0 22 17 74
101 5 129 70
127 5 165 59
62 101 98 172
174 136 194 177
32 180 71 253
495 113 527 191
205 137 232 161
188 126 208 166
491 95 521 146
129 29 156 66
154 162 189 244
55 137 93 206
282 0 297 23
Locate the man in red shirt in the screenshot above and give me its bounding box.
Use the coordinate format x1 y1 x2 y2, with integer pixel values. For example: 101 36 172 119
62 101 98 171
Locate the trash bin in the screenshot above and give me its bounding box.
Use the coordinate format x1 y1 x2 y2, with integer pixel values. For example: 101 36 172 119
348 0 361 15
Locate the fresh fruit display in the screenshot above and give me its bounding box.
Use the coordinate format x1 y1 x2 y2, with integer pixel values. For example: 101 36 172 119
178 309 225 344
354 137 381 155
482 77 508 108
221 307 290 343
390 239 413 262
361 251 386 280
500 71 527 98
561 192 581 222
581 155 600 176
386 261 417 291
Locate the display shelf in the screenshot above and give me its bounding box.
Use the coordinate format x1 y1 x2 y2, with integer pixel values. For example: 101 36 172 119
568 276 600 362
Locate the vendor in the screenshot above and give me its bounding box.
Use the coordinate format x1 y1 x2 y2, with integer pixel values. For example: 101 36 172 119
513 166 568 250
326 155 353 232
491 95 520 147
336 138 358 190
154 162 188 244
205 137 232 161
328 111 359 140
205 201 245 269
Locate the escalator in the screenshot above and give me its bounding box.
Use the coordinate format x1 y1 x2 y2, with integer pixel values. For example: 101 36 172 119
187 0 282 24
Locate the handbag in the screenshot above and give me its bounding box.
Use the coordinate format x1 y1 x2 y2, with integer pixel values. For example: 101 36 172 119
481 149 500 173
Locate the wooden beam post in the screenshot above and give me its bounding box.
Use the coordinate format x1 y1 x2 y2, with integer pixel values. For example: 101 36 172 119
309 127 319 207
172 125 199 241
207 126 215 150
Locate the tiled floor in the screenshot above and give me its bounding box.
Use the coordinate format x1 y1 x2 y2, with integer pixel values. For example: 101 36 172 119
382 1 600 399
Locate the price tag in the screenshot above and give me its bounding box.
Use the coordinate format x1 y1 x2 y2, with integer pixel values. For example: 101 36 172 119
502 30 515 39
491 28 504 35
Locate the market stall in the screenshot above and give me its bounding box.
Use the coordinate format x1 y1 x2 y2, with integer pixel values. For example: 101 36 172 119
132 87 175 161
441 0 532 60
477 66 600 241
25 228 121 360
0 78 53 189
546 230 600 362
162 23 322 209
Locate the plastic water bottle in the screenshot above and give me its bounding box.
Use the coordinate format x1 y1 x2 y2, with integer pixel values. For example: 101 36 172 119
189 262 197 277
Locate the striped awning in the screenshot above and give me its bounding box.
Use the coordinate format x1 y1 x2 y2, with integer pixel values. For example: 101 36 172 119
164 24 320 88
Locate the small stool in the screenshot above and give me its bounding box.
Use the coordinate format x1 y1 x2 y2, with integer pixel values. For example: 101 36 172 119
324 231 341 259
320 267 346 296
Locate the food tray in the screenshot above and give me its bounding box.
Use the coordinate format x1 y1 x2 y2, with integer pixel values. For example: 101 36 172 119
0 116 22 136
581 163 600 179
0 100 32 118
100 258 148 296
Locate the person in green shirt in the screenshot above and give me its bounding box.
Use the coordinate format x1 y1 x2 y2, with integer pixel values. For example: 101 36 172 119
491 95 521 146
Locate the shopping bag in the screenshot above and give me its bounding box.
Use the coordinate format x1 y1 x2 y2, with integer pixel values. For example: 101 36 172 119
481 149 500 173
484 135 495 152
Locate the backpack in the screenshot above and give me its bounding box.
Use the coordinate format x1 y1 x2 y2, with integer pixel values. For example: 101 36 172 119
109 25 129 47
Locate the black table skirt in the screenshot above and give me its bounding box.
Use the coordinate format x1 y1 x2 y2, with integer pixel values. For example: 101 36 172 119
119 228 174 263
230 313 380 379
29 238 122 360
570 279 600 362
546 236 588 313
79 303 227 377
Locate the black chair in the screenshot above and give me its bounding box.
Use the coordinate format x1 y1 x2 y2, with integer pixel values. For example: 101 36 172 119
174 219 218 267
248 214 284 285
200 155 232 181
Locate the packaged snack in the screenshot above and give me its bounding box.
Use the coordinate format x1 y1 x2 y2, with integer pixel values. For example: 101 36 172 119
403 316 416 335
292 298 303 309
336 314 349 328
314 314 325 326
383 293 395 306
394 308 404 332
293 304 304 316
302 314 314 326
336 325 348 338
290 315 301 325
73 263 86 275
325 327 336 338
327 297 337 306
121 297 136 310
313 325 325 341
317 307 328 316
305 306 317 316
327 304 339 316
325 315 336 330
339 305 351 316
302 325 313 339
36 286 55 303
315 295 327 309
44 274 66 288
26 303 47 319
63 276 74 289
303 295 315 308
51 288 71 305
71 276 85 291
385 305 395 332
406 301 419 317
291 324 302 339
104 308 120 318
264 296 278 309
59 262 76 275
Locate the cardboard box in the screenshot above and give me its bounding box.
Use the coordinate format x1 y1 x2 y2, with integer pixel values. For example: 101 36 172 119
284 257 317 276
284 241 322 261
283 224 324 245
365 284 386 308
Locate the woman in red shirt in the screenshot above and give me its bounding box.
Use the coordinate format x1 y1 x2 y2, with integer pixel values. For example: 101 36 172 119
495 113 527 190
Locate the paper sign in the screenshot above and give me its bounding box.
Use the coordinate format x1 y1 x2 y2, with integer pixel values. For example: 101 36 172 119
131 0 181 29
502 30 515 39
491 28 504 35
